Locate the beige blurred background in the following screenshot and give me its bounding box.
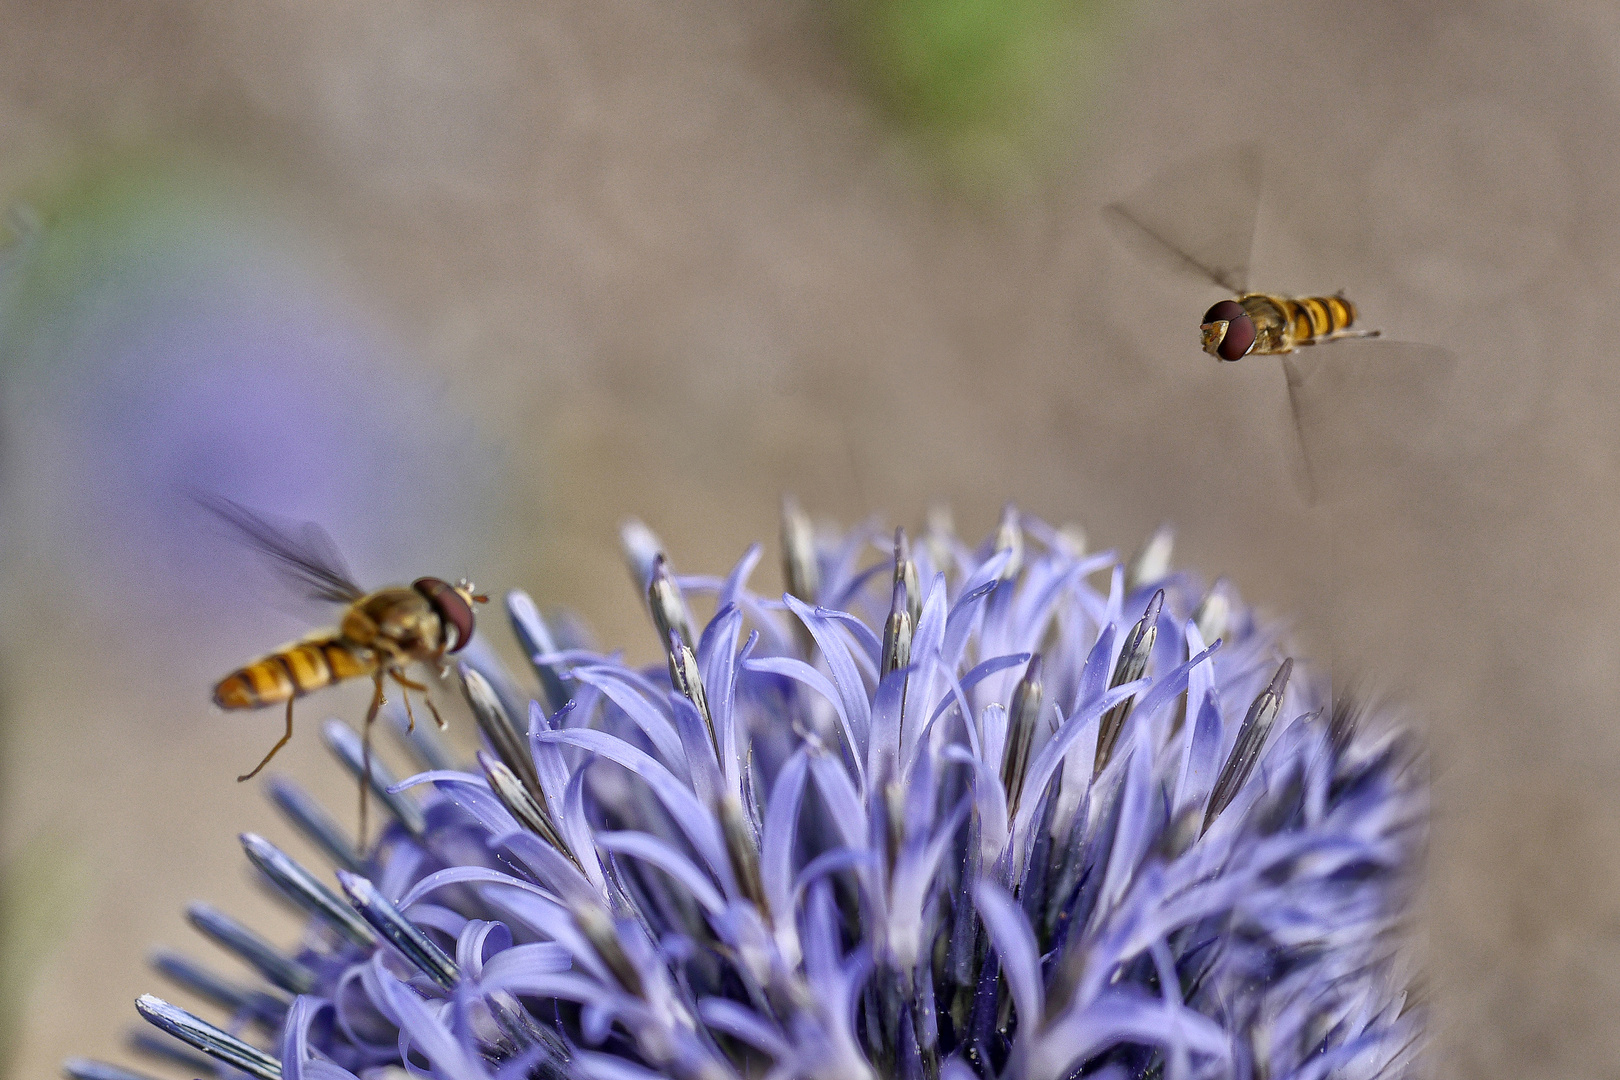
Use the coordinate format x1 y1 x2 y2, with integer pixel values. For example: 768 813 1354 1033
2 1 1618 1078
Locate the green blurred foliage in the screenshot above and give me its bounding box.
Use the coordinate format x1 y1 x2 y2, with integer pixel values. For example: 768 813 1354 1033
839 0 1128 188
0 832 88 1080
0 145 251 378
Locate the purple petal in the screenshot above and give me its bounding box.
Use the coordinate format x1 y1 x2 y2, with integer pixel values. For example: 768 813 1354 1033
743 656 864 788
473 941 571 989
816 607 884 674
399 866 556 910
372 968 491 1080
534 727 733 891
784 596 874 751
808 752 868 853
718 543 764 612
597 830 728 915
760 751 809 952
1013 678 1146 844
568 666 687 776
697 605 746 798
1174 689 1224 821
972 881 1044 1031
697 999 790 1059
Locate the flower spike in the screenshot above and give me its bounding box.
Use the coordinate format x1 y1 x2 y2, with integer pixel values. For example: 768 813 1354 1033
75 505 1424 1080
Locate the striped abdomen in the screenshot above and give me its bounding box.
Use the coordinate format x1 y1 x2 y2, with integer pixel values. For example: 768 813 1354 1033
214 634 378 710
1283 294 1357 344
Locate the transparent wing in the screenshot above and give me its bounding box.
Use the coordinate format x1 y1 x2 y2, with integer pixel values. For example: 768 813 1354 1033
1103 141 1261 294
193 492 366 604
1280 341 1459 505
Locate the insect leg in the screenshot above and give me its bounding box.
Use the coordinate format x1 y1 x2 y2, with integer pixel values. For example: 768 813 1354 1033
391 670 447 730
237 698 297 782
392 674 417 733
359 672 386 847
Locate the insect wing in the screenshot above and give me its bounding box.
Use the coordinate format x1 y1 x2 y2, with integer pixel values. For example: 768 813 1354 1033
1103 141 1261 294
1281 341 1459 505
194 493 366 605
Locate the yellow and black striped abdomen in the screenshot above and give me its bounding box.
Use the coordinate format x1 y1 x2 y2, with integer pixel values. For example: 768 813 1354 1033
213 634 378 710
1283 294 1357 344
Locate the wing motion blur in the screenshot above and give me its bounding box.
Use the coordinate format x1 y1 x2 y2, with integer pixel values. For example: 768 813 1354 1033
1103 141 1261 295
1281 342 1458 504
193 492 366 605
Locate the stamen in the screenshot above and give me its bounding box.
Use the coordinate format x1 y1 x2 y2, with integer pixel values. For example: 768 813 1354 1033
461 666 547 808
666 634 716 758
478 751 578 867
1192 579 1231 644
1204 658 1294 834
993 504 1024 583
880 564 913 677
718 791 769 923
570 901 645 998
185 902 317 995
147 949 288 1026
618 518 664 593
1000 654 1044 821
647 553 696 654
1126 523 1175 591
1094 589 1164 777
780 495 820 606
240 833 375 947
894 526 923 629
321 719 427 838
133 995 282 1080
335 871 460 990
264 776 365 873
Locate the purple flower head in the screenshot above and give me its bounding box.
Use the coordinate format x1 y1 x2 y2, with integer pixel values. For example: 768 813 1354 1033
74 503 1426 1080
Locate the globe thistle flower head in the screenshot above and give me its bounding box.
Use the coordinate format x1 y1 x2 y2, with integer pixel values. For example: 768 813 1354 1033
78 502 1426 1080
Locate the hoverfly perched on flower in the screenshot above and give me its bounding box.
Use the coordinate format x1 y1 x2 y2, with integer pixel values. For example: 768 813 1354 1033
1105 143 1454 501
199 495 485 837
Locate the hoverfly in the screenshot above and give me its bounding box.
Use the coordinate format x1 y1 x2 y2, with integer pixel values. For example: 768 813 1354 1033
1105 143 1454 501
200 495 486 839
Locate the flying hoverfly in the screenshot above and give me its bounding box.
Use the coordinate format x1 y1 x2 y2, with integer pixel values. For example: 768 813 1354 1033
1104 143 1454 501
200 495 486 839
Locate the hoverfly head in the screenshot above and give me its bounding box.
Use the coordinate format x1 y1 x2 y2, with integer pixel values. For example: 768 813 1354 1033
1201 299 1256 362
412 577 484 653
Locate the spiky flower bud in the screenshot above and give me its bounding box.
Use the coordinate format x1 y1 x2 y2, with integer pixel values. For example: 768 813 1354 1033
77 504 1427 1080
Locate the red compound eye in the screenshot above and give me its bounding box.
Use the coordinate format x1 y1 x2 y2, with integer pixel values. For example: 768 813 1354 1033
1202 300 1256 361
1216 312 1256 361
414 577 475 652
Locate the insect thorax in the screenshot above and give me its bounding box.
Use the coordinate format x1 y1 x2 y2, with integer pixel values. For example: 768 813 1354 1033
1238 294 1297 354
341 588 443 660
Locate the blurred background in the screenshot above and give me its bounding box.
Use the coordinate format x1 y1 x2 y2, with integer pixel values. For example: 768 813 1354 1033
1 1 1617 1078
